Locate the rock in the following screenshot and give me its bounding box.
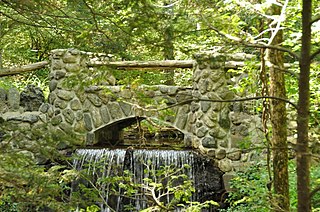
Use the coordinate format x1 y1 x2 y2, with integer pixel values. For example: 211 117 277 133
216 149 227 159
190 102 200 112
218 159 232 172
119 102 132 116
202 137 217 148
39 103 50 113
223 173 236 192
57 90 74 101
70 98 82 110
20 85 44 111
91 108 102 128
200 100 211 112
88 93 102 107
51 114 62 126
219 110 230 129
83 113 93 131
86 132 95 145
0 87 7 101
62 108 75 124
227 149 242 161
55 69 67 79
196 126 208 138
5 112 39 123
100 106 111 123
108 102 123 120
7 87 20 111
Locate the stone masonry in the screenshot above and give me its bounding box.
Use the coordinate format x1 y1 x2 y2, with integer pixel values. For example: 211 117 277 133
0 49 264 177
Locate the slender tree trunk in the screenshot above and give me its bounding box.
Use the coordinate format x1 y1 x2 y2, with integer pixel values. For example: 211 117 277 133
297 0 312 211
0 49 3 70
267 3 289 211
163 1 175 85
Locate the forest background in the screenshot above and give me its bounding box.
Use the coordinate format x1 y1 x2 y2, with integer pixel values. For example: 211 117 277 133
0 0 320 211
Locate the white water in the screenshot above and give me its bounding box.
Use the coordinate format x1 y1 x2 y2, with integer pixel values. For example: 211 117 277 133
73 149 196 212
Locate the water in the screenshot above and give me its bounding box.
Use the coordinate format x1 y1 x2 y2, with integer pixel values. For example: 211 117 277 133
72 148 222 211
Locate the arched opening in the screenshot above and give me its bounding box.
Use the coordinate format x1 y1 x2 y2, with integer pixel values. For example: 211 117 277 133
93 116 187 148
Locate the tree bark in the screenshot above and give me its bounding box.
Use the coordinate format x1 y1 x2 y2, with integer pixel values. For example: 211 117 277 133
297 0 312 211
162 1 175 85
0 49 3 70
267 3 289 212
88 60 195 69
0 61 49 77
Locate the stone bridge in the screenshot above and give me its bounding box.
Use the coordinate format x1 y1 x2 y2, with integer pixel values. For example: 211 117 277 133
0 49 263 173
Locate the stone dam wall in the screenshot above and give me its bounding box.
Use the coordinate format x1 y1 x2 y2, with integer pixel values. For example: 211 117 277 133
0 49 265 183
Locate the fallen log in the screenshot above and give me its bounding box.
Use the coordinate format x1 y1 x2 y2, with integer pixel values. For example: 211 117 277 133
87 60 196 69
0 59 293 77
0 61 49 77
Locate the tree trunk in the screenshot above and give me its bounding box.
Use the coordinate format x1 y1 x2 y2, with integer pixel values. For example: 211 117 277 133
0 49 2 70
267 4 289 212
297 0 312 211
162 1 175 85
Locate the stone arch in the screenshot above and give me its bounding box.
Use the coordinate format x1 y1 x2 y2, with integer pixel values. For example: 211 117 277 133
91 113 192 148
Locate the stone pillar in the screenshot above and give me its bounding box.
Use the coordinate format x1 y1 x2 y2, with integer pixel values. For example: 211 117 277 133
48 49 113 146
48 49 83 146
191 53 236 173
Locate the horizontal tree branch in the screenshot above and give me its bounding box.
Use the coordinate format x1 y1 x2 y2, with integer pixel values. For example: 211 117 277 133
310 48 320 61
0 61 49 77
201 15 300 60
311 14 320 25
156 96 298 111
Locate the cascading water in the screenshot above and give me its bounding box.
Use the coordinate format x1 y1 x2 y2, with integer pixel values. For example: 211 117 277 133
72 148 224 211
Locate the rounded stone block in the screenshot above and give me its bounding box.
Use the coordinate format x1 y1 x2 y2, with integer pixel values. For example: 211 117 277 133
91 108 103 128
88 93 102 107
55 69 67 79
49 79 58 92
57 90 74 101
51 59 65 69
100 106 111 124
62 108 75 124
227 149 242 161
202 137 217 148
196 126 208 138
51 114 62 126
74 119 86 133
108 102 124 120
59 122 73 133
65 63 81 72
216 149 227 159
83 113 93 131
218 159 232 172
63 52 79 63
54 99 68 109
39 103 50 113
119 102 132 116
70 98 82 110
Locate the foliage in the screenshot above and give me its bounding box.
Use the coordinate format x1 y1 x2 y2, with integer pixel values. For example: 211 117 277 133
0 120 78 211
222 160 320 211
71 156 219 211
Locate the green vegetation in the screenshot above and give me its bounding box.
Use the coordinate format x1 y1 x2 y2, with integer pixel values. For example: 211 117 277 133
0 0 320 211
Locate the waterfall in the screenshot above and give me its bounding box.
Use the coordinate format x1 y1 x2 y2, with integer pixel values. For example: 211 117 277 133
72 148 223 211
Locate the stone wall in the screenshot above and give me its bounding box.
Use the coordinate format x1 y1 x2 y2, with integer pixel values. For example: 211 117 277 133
0 85 45 124
0 49 265 178
47 49 197 147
